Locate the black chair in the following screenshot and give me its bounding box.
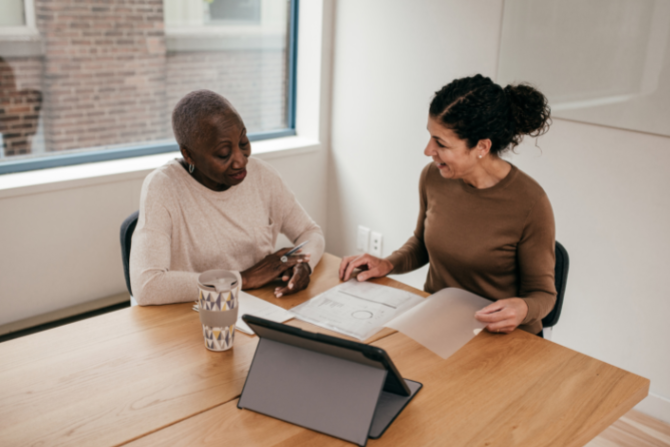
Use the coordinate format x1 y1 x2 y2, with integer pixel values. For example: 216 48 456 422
542 241 569 329
120 210 139 296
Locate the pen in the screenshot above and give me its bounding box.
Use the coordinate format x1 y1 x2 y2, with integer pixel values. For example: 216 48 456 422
280 240 309 263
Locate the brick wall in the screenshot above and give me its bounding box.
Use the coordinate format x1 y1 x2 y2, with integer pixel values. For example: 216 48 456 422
35 0 169 152
0 57 44 157
166 49 287 134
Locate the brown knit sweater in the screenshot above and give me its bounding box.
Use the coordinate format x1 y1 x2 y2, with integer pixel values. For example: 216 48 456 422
386 162 556 334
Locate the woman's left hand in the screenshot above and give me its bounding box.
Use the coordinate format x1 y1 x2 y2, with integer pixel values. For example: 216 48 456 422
274 263 311 298
474 298 528 334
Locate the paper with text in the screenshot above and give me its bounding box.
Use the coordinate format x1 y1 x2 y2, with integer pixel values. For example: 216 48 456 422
289 280 424 340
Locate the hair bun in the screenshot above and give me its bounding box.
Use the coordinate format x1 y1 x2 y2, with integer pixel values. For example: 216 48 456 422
430 75 552 155
504 84 551 137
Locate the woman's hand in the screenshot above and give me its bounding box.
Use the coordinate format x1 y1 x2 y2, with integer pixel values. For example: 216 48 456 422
339 254 394 282
274 263 311 298
241 248 311 290
474 298 528 334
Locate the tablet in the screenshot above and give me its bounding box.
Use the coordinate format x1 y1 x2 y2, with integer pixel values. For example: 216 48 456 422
241 314 411 396
238 315 422 445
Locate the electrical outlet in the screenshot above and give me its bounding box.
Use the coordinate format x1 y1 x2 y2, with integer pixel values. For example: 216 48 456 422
370 231 383 257
357 226 370 252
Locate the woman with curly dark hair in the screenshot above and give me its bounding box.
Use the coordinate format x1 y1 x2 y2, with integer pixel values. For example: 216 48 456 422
339 74 555 336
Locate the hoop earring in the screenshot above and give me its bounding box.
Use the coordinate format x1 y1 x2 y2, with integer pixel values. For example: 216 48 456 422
189 164 195 174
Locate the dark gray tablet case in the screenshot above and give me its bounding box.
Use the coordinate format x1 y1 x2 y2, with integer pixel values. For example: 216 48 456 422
237 320 421 446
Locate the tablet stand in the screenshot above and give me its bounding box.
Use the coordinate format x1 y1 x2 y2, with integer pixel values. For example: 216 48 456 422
238 338 421 447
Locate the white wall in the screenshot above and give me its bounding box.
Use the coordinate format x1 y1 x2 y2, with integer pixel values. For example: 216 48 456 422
327 0 670 423
0 175 144 325
327 0 504 259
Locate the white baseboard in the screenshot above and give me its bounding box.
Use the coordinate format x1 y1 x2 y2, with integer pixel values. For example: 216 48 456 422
635 391 670 425
0 292 130 337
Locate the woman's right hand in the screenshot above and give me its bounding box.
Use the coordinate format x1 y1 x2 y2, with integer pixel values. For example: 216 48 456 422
241 248 310 290
339 254 394 282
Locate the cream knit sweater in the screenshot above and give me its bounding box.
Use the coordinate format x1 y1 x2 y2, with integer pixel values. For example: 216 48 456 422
130 157 325 305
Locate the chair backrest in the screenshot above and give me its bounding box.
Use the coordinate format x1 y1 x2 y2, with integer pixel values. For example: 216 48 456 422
120 210 139 296
542 241 569 328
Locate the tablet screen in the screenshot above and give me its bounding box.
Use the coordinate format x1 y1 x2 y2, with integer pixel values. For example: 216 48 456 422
243 315 411 396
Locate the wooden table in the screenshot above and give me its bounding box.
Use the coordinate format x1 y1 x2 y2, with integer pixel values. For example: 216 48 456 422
0 253 649 446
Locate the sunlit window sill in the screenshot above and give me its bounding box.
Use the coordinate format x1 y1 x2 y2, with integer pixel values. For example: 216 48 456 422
0 29 43 57
165 26 287 52
0 136 320 200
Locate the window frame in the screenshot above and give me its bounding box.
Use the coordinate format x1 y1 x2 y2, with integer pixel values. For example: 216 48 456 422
0 0 299 175
0 0 41 58
0 0 37 34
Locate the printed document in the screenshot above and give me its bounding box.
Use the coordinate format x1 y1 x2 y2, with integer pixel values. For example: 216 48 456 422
235 291 293 334
289 280 424 340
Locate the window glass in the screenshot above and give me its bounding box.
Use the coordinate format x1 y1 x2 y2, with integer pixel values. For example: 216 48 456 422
0 0 293 169
0 0 25 27
208 0 261 24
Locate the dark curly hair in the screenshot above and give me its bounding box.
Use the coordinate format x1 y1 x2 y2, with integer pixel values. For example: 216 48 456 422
429 74 551 155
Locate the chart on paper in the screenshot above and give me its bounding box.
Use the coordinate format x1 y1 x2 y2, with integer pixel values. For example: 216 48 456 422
289 281 424 340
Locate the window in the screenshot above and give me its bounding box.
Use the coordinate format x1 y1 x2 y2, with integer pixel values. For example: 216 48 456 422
0 0 297 174
207 0 262 24
0 0 37 34
0 0 26 27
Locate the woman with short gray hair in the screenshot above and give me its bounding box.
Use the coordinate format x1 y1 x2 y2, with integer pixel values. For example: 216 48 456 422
130 90 324 305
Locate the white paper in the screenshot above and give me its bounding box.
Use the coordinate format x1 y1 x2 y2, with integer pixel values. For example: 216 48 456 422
235 291 293 334
385 288 490 359
289 280 424 340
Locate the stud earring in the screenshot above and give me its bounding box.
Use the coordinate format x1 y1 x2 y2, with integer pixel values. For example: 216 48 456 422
478 155 483 159
189 164 195 174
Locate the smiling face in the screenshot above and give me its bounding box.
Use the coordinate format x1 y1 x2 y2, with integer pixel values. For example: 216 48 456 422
181 112 251 191
424 116 483 180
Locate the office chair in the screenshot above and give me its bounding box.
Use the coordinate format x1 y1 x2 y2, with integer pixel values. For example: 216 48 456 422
120 210 139 297
542 241 569 336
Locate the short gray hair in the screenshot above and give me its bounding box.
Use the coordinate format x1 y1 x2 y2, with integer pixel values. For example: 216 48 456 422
171 90 236 150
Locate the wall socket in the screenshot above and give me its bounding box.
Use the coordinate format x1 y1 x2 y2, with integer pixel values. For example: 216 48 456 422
357 226 370 252
370 231 383 257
